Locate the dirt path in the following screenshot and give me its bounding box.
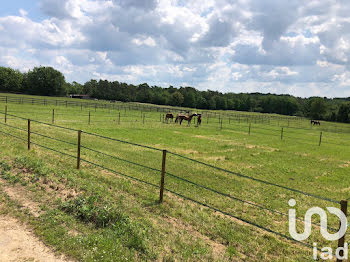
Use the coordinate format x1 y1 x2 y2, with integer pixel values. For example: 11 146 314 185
0 215 71 262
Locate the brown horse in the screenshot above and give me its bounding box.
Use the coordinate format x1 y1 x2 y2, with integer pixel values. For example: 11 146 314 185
197 114 202 126
175 113 197 126
311 120 321 126
165 113 174 123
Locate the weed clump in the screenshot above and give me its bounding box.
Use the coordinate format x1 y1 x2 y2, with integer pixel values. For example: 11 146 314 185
0 160 21 183
60 195 126 228
14 156 50 177
60 195 150 254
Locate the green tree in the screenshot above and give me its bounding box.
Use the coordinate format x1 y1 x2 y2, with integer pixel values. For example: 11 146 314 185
169 91 184 106
208 97 216 110
337 103 350 123
215 96 227 110
136 83 152 103
66 81 83 94
25 66 66 96
0 67 23 93
196 96 208 109
310 98 327 119
83 79 98 97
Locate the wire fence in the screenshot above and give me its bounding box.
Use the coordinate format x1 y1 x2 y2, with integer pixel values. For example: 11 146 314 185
0 111 348 252
2 104 350 149
2 94 350 134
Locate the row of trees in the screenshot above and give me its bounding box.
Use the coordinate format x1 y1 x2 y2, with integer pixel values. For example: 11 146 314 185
1 66 350 122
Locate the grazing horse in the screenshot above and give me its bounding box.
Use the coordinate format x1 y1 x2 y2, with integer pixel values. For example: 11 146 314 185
311 120 321 126
165 113 174 123
197 114 202 126
175 114 185 124
175 113 197 126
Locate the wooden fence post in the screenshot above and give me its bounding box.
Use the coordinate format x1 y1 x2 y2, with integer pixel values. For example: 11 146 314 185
77 130 82 169
159 150 167 203
5 105 7 123
337 200 348 262
220 119 223 130
281 127 284 140
248 123 251 135
118 112 120 125
88 111 91 125
143 113 145 125
5 96 8 104
319 132 322 146
52 109 55 124
27 119 31 150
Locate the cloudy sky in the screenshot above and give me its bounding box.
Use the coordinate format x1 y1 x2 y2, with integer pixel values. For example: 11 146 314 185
0 0 350 97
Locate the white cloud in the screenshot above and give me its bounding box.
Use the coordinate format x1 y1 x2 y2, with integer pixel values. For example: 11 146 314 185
0 0 349 97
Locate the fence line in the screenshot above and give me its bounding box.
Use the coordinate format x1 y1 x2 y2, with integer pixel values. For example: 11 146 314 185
3 94 350 134
204 121 350 148
2 107 350 149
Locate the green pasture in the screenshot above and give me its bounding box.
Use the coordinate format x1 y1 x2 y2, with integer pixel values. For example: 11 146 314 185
0 93 350 261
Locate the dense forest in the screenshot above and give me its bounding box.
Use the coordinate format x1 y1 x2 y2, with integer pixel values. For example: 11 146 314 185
1 66 350 123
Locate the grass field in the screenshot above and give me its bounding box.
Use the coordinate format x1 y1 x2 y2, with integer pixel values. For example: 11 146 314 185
0 93 350 261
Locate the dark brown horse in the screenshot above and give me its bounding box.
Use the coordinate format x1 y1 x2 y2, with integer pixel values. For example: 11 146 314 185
165 113 174 123
311 120 321 126
197 114 202 126
175 113 197 126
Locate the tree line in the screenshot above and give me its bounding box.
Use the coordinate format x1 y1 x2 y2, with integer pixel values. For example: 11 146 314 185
1 66 350 123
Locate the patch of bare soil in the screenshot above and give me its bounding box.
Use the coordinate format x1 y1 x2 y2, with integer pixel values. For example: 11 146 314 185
0 180 41 217
3 164 79 202
0 216 72 262
339 161 350 168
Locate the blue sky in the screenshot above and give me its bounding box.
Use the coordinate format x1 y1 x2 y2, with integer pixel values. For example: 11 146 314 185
0 0 349 98
0 0 45 20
